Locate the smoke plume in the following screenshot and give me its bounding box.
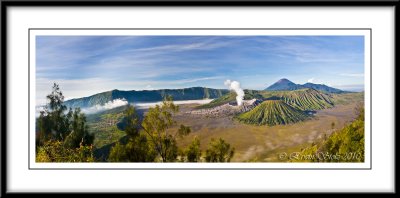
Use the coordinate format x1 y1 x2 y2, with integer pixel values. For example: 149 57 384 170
224 80 245 106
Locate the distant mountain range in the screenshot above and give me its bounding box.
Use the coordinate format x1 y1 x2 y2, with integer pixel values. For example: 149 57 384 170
64 87 229 109
64 78 346 109
265 78 347 93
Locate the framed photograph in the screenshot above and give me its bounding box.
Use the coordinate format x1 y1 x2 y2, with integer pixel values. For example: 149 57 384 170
1 0 396 193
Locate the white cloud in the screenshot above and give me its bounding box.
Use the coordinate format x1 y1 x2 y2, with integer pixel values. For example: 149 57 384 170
145 85 154 90
340 73 364 77
81 98 128 114
307 78 314 83
131 38 234 53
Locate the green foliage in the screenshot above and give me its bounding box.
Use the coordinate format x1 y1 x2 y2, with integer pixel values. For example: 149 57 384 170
291 104 365 162
355 102 365 121
320 119 364 162
36 140 95 162
109 133 157 162
205 138 235 162
37 83 94 148
64 108 94 149
236 100 310 126
196 92 237 109
37 111 52 146
108 142 127 162
86 107 127 150
141 96 191 162
184 136 202 162
107 97 193 162
243 89 264 100
36 83 95 162
108 104 157 162
178 124 191 138
37 83 70 143
123 105 140 137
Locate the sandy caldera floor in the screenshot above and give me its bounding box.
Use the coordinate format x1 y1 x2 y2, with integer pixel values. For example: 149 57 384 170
171 103 360 162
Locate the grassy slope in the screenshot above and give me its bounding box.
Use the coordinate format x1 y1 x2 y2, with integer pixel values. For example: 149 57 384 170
331 92 364 105
196 92 236 109
197 88 334 111
236 100 310 126
86 105 128 149
259 88 334 111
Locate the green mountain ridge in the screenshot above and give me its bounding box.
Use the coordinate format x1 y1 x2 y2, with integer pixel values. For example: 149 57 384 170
265 78 347 93
236 100 310 126
199 88 334 112
64 87 229 109
260 88 334 111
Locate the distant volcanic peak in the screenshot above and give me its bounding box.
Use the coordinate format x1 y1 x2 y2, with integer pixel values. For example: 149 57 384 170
265 78 344 93
266 78 301 91
277 78 293 83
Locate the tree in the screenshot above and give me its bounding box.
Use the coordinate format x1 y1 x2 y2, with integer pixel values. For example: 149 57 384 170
37 83 70 143
185 136 202 162
37 111 52 146
109 133 157 162
109 105 156 162
64 107 94 149
46 83 70 140
355 102 365 121
123 105 140 137
291 104 365 162
205 138 235 162
37 83 94 149
36 83 96 162
141 96 191 162
108 142 128 162
36 140 95 162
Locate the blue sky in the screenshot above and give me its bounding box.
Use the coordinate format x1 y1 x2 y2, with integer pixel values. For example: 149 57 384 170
36 36 364 104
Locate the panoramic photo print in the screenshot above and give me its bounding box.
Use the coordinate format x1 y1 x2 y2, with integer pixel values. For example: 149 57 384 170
33 34 366 164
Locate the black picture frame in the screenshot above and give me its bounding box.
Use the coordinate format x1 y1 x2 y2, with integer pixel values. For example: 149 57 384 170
1 0 397 194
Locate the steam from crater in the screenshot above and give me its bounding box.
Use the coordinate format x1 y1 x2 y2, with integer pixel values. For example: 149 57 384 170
224 80 245 106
